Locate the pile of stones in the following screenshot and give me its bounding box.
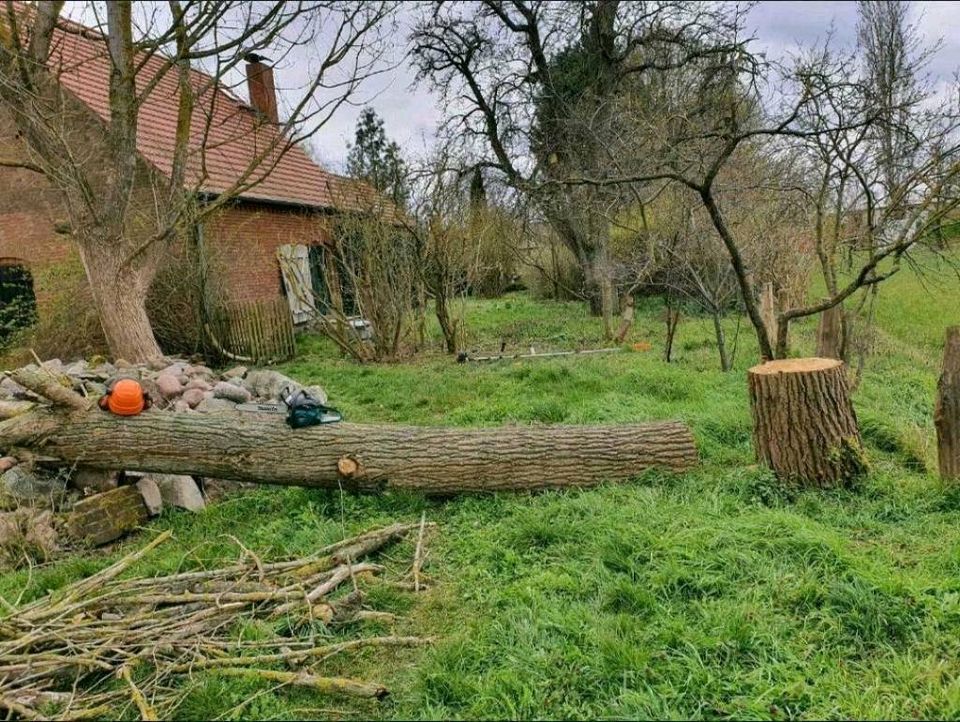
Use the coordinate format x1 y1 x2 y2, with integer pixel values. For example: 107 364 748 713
0 356 326 414
0 356 326 550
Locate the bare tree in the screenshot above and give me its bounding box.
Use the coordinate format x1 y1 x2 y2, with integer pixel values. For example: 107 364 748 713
550 36 960 359
857 0 935 204
411 0 747 328
0 0 392 361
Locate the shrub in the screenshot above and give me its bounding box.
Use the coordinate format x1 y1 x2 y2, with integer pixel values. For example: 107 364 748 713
469 209 522 298
518 238 584 301
147 237 226 357
27 257 107 359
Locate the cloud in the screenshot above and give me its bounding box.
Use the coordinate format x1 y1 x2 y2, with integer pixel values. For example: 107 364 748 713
305 1 959 170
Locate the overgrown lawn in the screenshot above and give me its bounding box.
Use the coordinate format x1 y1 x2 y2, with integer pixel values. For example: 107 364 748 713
3 270 960 719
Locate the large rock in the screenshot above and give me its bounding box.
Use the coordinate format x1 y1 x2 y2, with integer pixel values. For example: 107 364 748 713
186 364 215 379
181 388 206 408
135 477 163 516
242 370 301 402
0 377 29 399
213 381 252 404
69 468 119 494
303 384 328 405
147 356 175 371
147 474 205 512
184 378 212 392
195 396 237 413
1 467 68 501
155 373 183 399
160 362 187 378
63 360 90 377
222 365 248 380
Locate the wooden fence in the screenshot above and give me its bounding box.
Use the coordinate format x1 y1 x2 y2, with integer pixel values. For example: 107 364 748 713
207 297 296 364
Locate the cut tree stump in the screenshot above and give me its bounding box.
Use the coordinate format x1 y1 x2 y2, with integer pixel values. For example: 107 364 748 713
748 357 866 487
935 326 960 480
0 411 697 495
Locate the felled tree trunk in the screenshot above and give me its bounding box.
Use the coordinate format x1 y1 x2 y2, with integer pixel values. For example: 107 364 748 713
748 357 866 487
0 410 697 495
935 326 960 481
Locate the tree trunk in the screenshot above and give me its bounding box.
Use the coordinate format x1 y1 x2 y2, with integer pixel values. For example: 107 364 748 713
935 326 960 481
615 295 635 343
79 242 162 362
434 292 458 354
748 357 866 487
663 298 680 363
582 252 604 317
0 412 698 495
815 304 845 360
712 310 730 371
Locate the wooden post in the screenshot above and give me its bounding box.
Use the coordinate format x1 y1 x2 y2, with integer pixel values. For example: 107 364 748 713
748 357 866 487
759 282 777 359
936 326 960 480
815 303 845 360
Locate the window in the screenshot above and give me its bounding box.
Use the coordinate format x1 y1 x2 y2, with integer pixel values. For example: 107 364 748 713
0 262 37 345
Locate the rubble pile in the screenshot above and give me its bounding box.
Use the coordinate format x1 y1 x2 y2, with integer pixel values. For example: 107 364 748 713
0 356 327 553
0 357 326 413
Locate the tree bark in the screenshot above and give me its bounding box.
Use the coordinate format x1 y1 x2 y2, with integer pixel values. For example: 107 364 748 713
663 298 680 363
815 304 845 360
712 310 730 371
0 412 698 495
79 242 163 362
748 357 866 487
935 326 960 480
614 295 635 343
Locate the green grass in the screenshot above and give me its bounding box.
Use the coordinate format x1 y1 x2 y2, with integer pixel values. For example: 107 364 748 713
5 267 960 719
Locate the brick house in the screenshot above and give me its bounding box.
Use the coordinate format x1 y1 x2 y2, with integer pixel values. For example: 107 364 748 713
0 13 387 347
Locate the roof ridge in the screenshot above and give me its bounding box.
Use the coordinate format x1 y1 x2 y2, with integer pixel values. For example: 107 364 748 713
7 1 397 217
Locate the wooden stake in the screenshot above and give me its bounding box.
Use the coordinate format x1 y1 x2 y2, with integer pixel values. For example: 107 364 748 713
759 283 778 360
936 326 960 480
815 303 845 360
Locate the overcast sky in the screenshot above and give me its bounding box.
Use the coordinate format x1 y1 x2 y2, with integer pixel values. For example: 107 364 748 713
303 0 960 174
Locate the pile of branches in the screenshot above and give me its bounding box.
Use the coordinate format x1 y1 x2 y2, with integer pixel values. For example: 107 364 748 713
0 521 434 720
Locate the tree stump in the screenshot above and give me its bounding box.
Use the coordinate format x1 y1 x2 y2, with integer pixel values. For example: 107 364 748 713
748 357 866 486
815 304 845 360
935 326 960 480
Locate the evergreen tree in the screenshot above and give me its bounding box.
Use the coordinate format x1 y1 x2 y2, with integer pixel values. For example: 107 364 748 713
345 107 409 207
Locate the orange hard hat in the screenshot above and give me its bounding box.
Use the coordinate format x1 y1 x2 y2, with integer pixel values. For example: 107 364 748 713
106 378 146 416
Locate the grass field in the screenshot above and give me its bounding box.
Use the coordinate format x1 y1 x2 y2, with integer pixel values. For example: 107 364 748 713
3 264 960 719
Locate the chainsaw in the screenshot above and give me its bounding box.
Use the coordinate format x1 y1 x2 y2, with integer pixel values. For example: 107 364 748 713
237 387 342 429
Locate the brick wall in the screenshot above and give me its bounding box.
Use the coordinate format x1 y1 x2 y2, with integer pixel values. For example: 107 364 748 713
0 106 336 327
201 201 333 303
0 173 75 309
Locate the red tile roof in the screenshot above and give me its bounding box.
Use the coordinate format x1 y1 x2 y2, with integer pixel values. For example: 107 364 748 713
46 18 384 213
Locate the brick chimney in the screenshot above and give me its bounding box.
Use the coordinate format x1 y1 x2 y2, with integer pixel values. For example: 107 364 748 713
244 53 278 124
